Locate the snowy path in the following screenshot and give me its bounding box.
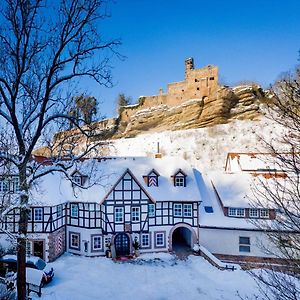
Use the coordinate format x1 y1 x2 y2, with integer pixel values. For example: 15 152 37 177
32 253 260 300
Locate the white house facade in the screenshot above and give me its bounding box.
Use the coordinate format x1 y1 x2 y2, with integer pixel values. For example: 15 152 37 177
0 156 201 262
0 154 293 267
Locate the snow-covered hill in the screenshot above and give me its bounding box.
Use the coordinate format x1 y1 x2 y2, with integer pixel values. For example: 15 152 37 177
110 118 286 174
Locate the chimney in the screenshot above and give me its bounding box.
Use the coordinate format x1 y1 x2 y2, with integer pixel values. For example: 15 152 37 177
155 142 162 158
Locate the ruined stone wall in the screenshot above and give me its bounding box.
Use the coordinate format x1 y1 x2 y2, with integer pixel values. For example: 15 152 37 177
120 58 220 121
35 58 271 153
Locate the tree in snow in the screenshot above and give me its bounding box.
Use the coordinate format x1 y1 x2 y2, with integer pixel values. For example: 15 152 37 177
116 93 131 115
249 64 300 300
0 0 120 299
69 94 98 128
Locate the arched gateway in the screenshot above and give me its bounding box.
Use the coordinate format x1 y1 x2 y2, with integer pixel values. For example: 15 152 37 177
169 223 197 252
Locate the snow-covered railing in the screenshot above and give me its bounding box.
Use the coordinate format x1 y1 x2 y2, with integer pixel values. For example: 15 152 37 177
195 245 240 271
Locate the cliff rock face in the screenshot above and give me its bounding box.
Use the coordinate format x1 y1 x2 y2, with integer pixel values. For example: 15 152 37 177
44 58 272 152
114 84 267 138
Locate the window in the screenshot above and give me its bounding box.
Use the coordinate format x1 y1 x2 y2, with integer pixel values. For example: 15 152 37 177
141 233 150 248
183 204 192 217
148 204 155 217
131 207 140 222
115 207 124 223
34 208 42 221
228 208 245 217
155 232 165 247
104 237 111 248
26 241 32 256
175 177 184 187
174 203 182 217
0 179 9 193
92 236 102 251
260 209 269 218
70 233 80 250
239 236 250 253
249 208 259 218
11 176 20 192
71 204 78 218
204 206 214 213
27 209 32 221
73 175 82 186
57 205 63 218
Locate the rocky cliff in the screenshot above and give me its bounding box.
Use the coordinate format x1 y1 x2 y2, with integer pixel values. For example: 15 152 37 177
49 83 269 144
113 83 269 138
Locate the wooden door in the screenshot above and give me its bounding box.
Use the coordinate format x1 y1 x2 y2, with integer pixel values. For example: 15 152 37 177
114 233 130 256
33 241 44 259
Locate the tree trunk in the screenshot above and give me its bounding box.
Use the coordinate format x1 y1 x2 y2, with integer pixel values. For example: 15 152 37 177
17 165 29 300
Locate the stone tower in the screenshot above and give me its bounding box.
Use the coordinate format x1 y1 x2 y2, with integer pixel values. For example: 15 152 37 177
185 57 194 79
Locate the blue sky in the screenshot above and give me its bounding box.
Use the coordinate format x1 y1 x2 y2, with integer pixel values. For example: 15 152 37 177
89 0 300 118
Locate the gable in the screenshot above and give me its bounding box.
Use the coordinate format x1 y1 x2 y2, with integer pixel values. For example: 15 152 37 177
102 170 155 204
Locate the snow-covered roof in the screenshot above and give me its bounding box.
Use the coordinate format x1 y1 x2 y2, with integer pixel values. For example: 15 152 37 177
198 169 280 229
28 156 202 206
225 152 289 173
198 172 257 229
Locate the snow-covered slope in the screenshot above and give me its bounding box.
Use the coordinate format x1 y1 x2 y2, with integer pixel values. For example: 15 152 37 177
110 118 286 175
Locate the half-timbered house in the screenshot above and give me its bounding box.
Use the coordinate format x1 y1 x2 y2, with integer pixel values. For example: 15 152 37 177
0 156 201 262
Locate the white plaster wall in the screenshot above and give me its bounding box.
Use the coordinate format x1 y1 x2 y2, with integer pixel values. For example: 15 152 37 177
199 228 279 258
67 226 103 257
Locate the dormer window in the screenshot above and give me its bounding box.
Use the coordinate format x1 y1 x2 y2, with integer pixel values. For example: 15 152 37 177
0 178 9 193
71 171 86 187
144 170 160 187
172 169 187 187
0 176 20 193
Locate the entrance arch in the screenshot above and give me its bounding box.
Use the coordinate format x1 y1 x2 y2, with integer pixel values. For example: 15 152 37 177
169 223 197 252
114 233 130 256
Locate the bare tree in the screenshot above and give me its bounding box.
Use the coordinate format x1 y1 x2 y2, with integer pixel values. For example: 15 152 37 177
249 65 300 300
0 0 120 299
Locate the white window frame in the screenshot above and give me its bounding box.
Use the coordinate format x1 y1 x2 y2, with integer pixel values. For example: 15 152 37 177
175 176 184 187
260 209 269 218
71 204 79 218
131 207 140 222
92 236 102 250
249 208 259 218
33 208 43 221
141 233 150 248
236 208 245 217
115 207 124 223
228 207 245 217
174 203 182 217
148 204 155 217
70 233 80 249
239 236 250 253
155 232 165 247
183 204 192 217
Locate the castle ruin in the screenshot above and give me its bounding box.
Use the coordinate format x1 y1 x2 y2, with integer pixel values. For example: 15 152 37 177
120 58 219 121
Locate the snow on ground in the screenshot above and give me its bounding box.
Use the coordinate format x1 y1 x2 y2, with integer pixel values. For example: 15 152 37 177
110 118 287 174
32 253 262 300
